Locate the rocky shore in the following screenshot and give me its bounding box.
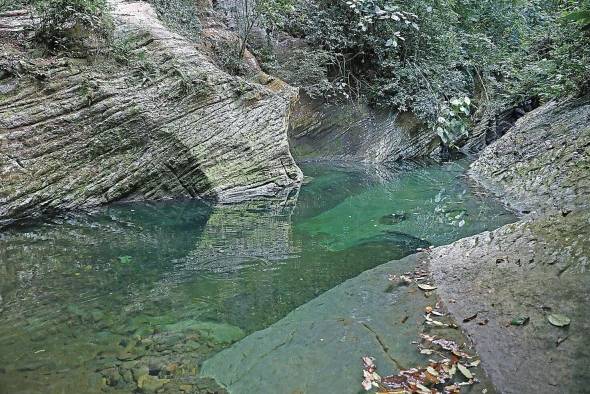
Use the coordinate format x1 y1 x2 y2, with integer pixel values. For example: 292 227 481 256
200 96 590 393
429 96 590 393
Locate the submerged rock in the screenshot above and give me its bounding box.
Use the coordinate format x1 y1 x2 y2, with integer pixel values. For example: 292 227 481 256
0 1 302 227
201 254 493 393
137 374 170 392
201 255 430 393
378 212 407 225
355 230 429 254
164 320 245 345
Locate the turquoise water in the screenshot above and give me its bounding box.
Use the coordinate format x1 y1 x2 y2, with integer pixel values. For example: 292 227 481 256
0 160 516 393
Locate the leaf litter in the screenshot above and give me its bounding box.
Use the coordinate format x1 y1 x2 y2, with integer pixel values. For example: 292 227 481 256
547 313 570 327
362 291 481 393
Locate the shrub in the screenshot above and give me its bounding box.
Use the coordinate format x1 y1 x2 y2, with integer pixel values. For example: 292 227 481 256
146 0 201 40
33 0 113 55
0 0 30 12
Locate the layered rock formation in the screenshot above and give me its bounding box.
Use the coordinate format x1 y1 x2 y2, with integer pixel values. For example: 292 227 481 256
288 96 440 162
428 97 590 393
469 96 590 215
0 1 302 227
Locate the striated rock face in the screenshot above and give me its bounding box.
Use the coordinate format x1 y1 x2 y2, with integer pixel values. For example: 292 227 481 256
0 1 302 227
288 96 440 162
469 96 590 215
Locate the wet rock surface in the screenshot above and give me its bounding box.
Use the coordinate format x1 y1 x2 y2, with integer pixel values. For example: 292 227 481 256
0 1 302 227
201 254 494 393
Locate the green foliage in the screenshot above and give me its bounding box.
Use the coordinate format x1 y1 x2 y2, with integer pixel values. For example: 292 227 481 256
211 40 251 76
436 97 472 147
118 255 133 265
33 0 113 54
0 0 29 12
146 0 201 40
565 8 590 30
256 0 590 144
260 47 335 98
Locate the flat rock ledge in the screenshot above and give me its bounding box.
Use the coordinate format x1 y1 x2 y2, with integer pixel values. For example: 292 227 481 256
201 254 492 393
429 210 590 394
0 1 302 227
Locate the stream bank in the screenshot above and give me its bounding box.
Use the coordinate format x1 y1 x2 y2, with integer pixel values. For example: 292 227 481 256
427 96 590 393
201 96 590 394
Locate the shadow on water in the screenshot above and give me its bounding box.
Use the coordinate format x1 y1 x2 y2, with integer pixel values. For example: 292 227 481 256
0 159 516 393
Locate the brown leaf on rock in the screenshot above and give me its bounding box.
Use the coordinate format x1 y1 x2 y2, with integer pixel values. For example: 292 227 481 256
462 313 478 323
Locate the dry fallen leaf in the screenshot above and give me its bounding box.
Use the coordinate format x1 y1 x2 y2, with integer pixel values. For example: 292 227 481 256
547 313 571 327
462 313 478 323
418 283 437 291
457 363 473 379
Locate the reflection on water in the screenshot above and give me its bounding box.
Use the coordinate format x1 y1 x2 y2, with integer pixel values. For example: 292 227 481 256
0 160 516 393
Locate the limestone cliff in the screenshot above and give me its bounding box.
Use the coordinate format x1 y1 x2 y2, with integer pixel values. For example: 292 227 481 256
0 1 302 227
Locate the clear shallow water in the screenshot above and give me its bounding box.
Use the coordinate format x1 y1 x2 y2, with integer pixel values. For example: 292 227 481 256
0 160 516 393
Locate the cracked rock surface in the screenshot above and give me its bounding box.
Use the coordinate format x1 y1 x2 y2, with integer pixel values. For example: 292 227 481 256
0 1 302 227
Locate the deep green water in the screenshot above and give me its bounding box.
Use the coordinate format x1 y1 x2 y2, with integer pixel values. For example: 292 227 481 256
0 160 516 393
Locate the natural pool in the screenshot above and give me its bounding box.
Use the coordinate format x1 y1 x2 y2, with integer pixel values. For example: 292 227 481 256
0 160 516 393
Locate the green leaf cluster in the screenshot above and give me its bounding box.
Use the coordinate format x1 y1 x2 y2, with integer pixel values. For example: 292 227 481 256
258 0 590 132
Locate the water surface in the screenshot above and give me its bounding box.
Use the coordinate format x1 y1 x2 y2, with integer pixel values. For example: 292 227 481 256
0 160 516 393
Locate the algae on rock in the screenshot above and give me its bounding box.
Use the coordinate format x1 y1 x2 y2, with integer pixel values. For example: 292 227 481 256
0 1 302 227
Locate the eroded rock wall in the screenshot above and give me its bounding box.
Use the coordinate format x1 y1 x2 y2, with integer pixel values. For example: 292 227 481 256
469 96 590 215
0 1 302 227
288 96 439 162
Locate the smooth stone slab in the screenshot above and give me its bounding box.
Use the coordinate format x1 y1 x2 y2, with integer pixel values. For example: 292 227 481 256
201 254 435 393
430 210 590 394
